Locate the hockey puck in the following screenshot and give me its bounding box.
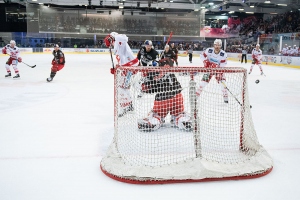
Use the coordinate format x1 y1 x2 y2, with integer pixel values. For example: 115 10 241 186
255 79 260 84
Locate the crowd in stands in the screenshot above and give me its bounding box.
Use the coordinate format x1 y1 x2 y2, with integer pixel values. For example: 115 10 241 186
39 14 199 36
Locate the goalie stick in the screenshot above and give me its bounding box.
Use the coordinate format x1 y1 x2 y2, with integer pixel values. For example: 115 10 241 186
220 81 252 109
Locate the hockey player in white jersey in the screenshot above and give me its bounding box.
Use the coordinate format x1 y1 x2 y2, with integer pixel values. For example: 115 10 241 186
104 32 139 117
196 39 229 103
292 45 298 56
249 44 264 75
2 40 22 78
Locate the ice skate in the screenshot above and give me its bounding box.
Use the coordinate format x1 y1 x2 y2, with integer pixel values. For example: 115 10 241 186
173 113 192 131
248 71 251 74
137 112 162 131
5 72 11 78
13 74 20 79
46 77 53 82
224 96 229 103
118 103 134 117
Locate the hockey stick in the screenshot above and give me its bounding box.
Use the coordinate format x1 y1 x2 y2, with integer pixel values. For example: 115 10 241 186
109 46 115 69
220 81 252 108
6 54 36 68
160 31 173 59
22 61 36 68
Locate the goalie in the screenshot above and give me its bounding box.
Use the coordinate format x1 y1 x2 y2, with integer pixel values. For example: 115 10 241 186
249 44 264 75
196 39 229 103
104 32 139 117
137 58 192 132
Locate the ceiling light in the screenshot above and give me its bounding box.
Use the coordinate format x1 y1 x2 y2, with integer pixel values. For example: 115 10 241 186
246 12 254 14
208 3 214 5
239 8 244 11
250 5 254 8
194 9 199 11
32 0 37 1
200 6 205 8
270 13 277 14
170 0 173 2
264 1 271 3
228 11 234 13
39 3 43 4
119 6 124 8
277 4 287 6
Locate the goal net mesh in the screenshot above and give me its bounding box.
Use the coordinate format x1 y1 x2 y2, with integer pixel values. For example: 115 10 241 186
101 66 273 183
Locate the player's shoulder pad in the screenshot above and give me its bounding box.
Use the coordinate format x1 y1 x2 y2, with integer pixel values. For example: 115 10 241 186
208 48 213 53
220 50 226 57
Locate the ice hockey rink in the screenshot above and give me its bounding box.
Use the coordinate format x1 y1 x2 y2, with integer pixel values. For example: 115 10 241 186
0 53 299 200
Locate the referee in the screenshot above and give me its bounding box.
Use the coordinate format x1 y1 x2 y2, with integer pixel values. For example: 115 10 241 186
241 46 247 64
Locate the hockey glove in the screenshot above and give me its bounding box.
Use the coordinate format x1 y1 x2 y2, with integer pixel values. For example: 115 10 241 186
203 59 210 68
152 61 158 66
104 35 114 47
17 57 22 62
110 68 115 74
2 48 7 54
210 62 220 68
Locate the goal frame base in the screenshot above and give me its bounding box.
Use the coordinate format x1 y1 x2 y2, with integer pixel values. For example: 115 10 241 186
100 165 273 184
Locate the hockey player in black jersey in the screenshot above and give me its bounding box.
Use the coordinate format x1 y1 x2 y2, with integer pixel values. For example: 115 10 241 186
137 40 159 66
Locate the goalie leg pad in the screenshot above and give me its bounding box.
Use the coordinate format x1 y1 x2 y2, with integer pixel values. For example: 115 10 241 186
174 112 192 131
118 87 134 117
196 81 208 97
138 111 162 131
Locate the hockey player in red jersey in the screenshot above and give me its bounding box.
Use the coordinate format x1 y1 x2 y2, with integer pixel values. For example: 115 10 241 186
196 39 229 103
47 44 65 82
170 43 179 66
136 58 192 132
104 32 139 117
249 44 264 75
2 40 22 78
160 44 176 60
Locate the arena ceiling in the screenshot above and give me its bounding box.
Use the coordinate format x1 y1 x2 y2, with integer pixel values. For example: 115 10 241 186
2 0 300 14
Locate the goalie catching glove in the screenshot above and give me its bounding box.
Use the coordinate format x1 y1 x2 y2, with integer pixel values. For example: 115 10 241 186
17 57 22 62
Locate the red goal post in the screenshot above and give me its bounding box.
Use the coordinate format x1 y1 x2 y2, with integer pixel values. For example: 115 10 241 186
101 66 273 184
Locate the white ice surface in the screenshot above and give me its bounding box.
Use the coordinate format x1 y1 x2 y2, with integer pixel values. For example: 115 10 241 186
0 54 299 200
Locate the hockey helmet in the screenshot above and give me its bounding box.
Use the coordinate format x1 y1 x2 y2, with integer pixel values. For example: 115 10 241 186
256 44 260 47
10 40 16 45
165 44 170 49
144 40 153 46
214 39 222 47
110 32 118 39
54 44 60 48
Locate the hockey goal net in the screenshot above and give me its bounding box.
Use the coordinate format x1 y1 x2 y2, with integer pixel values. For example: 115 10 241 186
101 65 273 184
